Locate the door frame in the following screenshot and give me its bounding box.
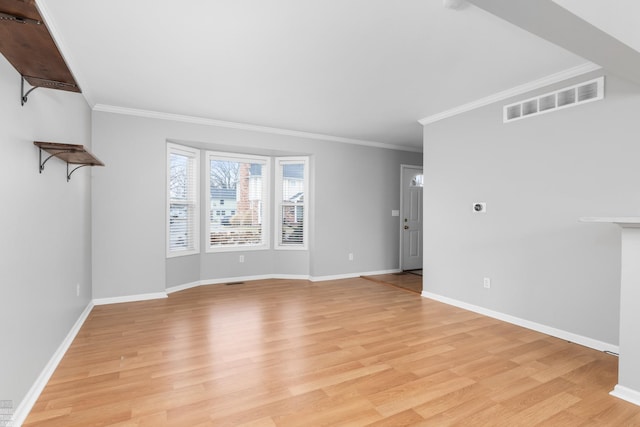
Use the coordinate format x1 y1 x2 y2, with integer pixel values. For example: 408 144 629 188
399 164 423 271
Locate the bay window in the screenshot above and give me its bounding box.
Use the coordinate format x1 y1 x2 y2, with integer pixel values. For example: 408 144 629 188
206 151 270 252
167 143 200 257
275 157 308 250
167 144 308 256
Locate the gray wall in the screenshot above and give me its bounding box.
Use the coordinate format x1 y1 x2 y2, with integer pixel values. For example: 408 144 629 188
92 112 421 297
423 71 640 346
0 56 92 411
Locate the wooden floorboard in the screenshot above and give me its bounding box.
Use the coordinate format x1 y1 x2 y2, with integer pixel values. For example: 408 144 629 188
24 278 640 426
362 272 423 294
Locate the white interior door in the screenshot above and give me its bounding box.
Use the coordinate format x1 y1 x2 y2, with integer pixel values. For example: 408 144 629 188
401 166 423 271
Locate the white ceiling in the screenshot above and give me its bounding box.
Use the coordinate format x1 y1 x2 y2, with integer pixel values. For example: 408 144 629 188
36 0 594 151
552 0 640 54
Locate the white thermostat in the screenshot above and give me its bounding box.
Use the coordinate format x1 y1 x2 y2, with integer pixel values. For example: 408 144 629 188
473 202 486 213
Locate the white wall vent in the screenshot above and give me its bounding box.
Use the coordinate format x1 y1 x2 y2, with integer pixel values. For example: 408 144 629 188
503 76 604 123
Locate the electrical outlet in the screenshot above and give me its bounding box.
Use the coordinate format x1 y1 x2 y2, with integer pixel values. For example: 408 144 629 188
76 283 80 296
239 255 245 263
348 253 354 261
483 277 491 289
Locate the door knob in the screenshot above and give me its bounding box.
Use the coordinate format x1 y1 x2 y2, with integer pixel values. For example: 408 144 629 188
404 225 409 230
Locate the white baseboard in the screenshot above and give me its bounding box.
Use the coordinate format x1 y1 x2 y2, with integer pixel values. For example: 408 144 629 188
270 274 311 281
199 274 310 286
421 291 619 354
166 270 401 292
12 301 94 427
166 280 202 294
310 269 401 282
166 274 313 294
92 292 167 305
610 385 640 407
364 268 403 276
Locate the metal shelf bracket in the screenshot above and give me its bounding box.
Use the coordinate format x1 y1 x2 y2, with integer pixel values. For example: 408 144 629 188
34 141 105 182
38 146 75 174
67 164 89 182
21 76 39 106
21 76 79 106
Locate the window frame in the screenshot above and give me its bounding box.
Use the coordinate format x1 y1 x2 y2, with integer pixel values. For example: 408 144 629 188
166 143 201 258
274 156 309 251
205 151 271 253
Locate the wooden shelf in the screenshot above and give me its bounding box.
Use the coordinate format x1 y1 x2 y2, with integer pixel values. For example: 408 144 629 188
34 141 104 181
0 0 81 104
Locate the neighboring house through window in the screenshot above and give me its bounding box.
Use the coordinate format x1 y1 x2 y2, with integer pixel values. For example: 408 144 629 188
206 151 270 252
275 157 308 249
166 144 309 256
210 188 236 226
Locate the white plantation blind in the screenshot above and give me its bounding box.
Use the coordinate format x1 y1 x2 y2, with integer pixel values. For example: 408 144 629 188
206 151 270 252
275 157 308 249
167 144 200 257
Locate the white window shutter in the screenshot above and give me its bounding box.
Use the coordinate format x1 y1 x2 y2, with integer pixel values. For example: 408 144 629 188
275 157 309 250
206 151 270 252
167 143 200 257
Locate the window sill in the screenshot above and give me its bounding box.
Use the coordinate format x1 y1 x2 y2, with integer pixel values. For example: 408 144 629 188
205 245 270 254
275 246 308 251
167 250 200 258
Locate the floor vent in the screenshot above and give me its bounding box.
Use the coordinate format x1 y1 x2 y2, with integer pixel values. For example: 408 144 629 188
225 281 245 286
503 76 604 123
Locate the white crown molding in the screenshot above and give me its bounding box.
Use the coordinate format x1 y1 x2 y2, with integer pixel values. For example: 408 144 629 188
418 62 602 125
421 290 618 354
12 301 94 427
93 104 422 153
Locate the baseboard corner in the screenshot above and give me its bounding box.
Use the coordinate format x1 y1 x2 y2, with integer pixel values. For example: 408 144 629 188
11 301 94 426
92 292 168 305
421 290 618 354
611 385 640 407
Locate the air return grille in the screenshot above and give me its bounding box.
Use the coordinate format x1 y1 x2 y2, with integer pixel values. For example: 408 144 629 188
503 77 604 123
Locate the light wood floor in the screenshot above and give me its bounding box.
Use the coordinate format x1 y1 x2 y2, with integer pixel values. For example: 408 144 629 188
362 272 423 294
25 278 640 426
